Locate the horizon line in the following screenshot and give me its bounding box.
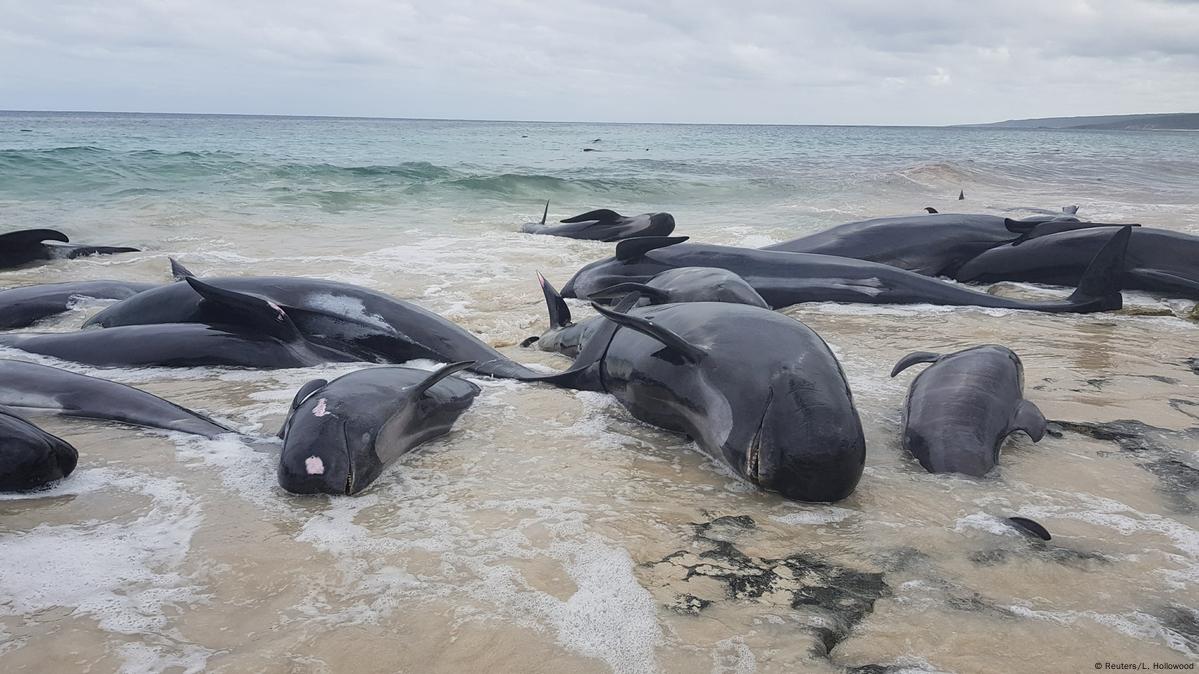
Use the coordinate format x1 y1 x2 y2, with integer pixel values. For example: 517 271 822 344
2 108 1193 128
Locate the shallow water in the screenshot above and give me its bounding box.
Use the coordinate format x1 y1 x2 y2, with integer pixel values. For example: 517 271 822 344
1 113 1198 673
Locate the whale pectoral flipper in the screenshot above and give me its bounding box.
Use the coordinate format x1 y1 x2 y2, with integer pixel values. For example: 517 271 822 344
591 303 706 363
170 257 197 280
890 351 941 377
590 282 668 304
560 209 622 224
411 361 475 398
183 277 304 341
0 229 70 245
614 236 690 262
1009 400 1047 442
537 272 573 328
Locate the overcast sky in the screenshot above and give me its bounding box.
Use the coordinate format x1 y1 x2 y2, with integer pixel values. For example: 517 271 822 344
2 0 1197 125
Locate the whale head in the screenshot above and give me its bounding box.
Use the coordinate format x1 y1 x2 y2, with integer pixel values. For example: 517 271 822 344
277 391 360 495
742 366 866 502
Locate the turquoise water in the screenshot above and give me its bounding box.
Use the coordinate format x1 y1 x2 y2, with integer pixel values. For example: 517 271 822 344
3 111 1198 245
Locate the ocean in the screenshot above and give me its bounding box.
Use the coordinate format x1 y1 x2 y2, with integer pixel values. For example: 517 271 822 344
1 111 1197 672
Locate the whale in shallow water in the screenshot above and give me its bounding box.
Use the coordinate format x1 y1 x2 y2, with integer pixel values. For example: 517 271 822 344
0 280 157 329
524 268 769 358
83 261 536 379
955 226 1199 299
277 362 479 495
0 407 77 491
519 297 866 502
0 278 359 369
561 227 1133 314
890 345 1046 477
0 360 234 437
762 211 1136 277
0 229 139 271
520 204 675 241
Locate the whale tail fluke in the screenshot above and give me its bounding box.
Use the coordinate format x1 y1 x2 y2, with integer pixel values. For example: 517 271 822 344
1064 225 1132 312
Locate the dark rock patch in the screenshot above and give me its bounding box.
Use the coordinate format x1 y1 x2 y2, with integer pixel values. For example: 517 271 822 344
1051 420 1199 514
650 516 891 657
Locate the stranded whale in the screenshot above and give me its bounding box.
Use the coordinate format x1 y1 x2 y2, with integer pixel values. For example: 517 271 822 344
562 227 1133 314
519 297 866 502
0 280 157 329
277 362 479 495
521 204 676 241
891 345 1046 476
0 360 234 437
0 229 139 271
0 407 78 491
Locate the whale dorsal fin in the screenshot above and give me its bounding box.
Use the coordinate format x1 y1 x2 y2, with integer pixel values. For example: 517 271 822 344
537 272 572 328
589 282 668 304
591 303 705 363
0 229 69 245
890 351 941 377
924 207 938 214
1009 400 1046 442
290 379 328 410
1007 516 1052 541
170 257 196 280
615 236 689 262
411 361 474 398
278 378 329 437
560 209 621 224
515 292 642 391
540 200 549 225
183 277 303 341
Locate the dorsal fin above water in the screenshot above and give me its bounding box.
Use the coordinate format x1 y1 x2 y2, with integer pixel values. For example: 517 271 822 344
560 209 621 224
183 277 303 341
0 229 69 246
890 351 941 377
1007 516 1051 541
411 361 474 398
591 302 706 364
537 272 572 328
539 200 549 225
169 257 196 280
615 236 689 262
924 207 938 214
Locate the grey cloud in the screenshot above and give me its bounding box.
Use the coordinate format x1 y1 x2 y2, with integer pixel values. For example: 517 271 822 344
0 0 1196 124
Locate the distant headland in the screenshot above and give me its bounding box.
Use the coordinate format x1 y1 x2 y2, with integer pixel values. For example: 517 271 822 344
958 112 1199 130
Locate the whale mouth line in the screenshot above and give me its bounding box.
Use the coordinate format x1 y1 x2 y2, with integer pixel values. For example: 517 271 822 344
746 388 773 484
